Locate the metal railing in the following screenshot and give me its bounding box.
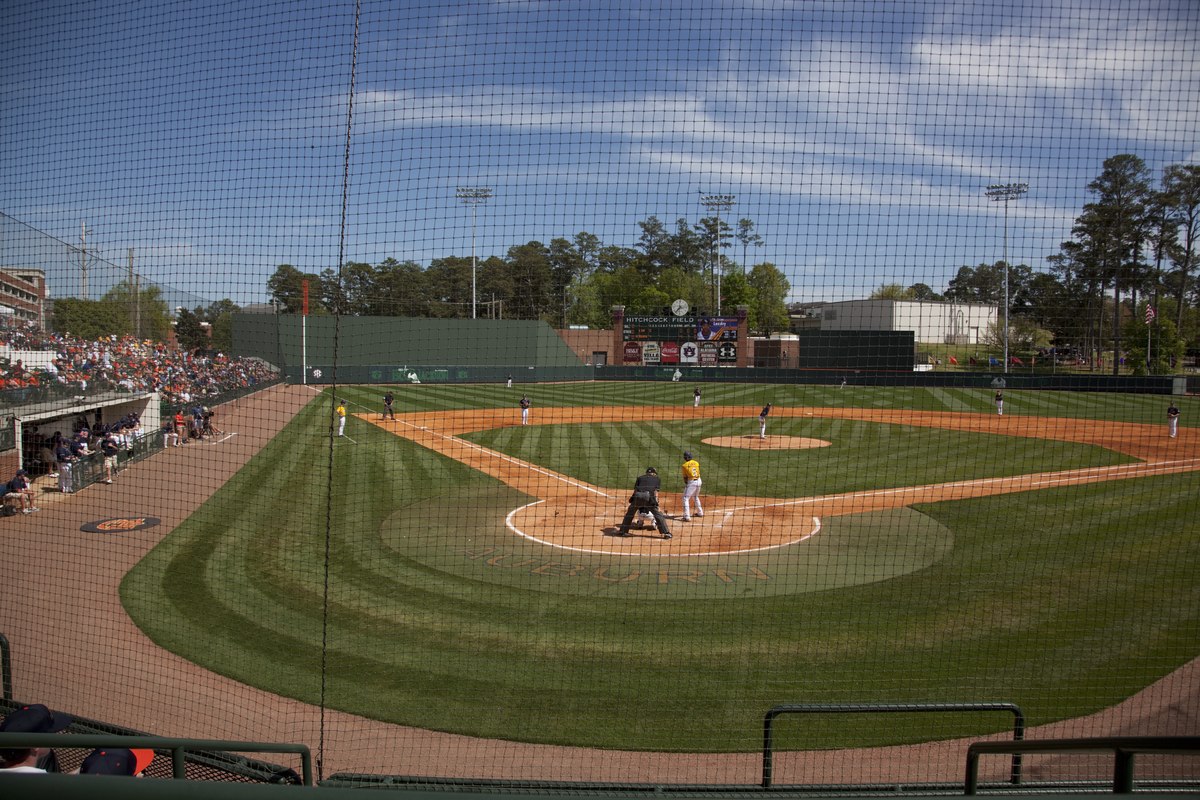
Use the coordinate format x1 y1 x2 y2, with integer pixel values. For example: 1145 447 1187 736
965 735 1200 794
762 702 1026 789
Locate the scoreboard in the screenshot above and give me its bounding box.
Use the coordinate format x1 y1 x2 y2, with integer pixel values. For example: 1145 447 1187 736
622 316 696 342
621 315 740 366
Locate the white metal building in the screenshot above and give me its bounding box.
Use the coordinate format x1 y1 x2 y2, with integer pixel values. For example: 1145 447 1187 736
814 299 997 345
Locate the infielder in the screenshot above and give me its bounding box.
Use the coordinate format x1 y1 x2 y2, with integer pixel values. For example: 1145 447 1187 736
1168 402 1180 438
336 399 347 436
693 387 702 408
759 403 772 439
519 394 531 425
681 450 704 522
995 390 1004 416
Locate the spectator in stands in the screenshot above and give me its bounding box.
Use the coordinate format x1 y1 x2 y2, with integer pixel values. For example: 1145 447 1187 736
0 703 72 774
0 321 278 404
78 747 153 777
4 469 38 513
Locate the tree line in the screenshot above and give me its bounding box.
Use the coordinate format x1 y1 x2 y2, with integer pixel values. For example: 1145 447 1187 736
870 156 1199 374
266 216 792 335
49 284 239 354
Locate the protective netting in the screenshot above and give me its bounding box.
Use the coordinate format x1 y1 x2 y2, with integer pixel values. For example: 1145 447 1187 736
1 0 1198 788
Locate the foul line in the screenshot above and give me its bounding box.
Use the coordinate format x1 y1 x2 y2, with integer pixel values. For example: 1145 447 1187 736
725 457 1200 513
378 416 611 499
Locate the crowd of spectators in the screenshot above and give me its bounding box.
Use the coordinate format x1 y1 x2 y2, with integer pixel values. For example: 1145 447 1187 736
0 321 277 406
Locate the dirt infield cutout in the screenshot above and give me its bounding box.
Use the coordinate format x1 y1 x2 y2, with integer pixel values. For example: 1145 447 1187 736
363 405 1200 560
703 434 832 449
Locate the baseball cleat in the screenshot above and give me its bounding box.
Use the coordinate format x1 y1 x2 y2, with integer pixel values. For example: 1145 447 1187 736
662 533 672 539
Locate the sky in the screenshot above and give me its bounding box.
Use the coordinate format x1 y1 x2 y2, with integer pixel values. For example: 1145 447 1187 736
1 0 1197 308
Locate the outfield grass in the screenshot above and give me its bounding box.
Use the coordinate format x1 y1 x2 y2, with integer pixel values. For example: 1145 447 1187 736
120 383 1200 751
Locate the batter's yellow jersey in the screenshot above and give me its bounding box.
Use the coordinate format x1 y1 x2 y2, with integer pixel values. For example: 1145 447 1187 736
682 458 700 481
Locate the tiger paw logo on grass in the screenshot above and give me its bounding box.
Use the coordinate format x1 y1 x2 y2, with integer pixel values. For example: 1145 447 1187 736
81 517 161 533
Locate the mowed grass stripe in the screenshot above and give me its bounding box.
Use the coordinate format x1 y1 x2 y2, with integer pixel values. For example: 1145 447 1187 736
926 386 976 412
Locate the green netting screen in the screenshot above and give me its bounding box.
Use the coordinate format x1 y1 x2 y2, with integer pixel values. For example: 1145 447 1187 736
1 0 1197 789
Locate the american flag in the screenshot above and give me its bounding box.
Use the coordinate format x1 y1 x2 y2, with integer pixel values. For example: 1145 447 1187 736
1145 305 1156 324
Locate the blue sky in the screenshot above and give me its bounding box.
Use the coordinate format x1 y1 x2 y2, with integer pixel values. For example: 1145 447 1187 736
2 0 1197 307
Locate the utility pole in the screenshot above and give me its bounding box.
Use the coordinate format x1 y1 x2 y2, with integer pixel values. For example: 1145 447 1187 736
985 183 1027 374
700 193 736 315
79 222 94 300
128 248 141 338
457 186 493 319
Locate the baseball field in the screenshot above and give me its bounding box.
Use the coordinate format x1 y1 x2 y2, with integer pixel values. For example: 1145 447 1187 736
119 381 1200 755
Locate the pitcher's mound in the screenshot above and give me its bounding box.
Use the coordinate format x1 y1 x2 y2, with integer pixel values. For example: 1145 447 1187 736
702 435 831 450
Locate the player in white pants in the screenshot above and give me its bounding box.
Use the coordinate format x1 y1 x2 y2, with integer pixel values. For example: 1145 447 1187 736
758 403 772 439
681 450 704 521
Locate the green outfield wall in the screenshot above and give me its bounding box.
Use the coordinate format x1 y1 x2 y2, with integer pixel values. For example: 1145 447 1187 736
231 314 583 371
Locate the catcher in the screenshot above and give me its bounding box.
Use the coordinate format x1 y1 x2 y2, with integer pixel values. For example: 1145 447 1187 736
616 467 672 539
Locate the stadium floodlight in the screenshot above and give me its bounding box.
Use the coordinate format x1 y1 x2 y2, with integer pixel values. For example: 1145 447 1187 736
457 186 493 319
700 193 736 315
985 182 1028 374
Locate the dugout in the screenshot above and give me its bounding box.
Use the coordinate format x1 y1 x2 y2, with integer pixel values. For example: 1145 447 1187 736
0 391 160 475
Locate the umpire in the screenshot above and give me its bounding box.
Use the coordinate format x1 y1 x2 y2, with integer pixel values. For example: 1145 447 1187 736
616 467 672 539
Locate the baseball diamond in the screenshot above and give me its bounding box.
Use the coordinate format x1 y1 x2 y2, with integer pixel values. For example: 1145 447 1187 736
362 405 1199 559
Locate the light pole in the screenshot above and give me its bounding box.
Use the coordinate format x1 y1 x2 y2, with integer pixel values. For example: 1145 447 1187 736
985 182 1027 374
700 193 735 315
457 186 492 319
